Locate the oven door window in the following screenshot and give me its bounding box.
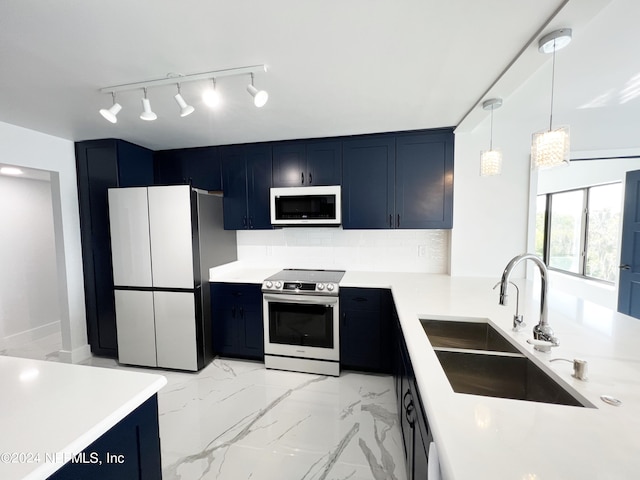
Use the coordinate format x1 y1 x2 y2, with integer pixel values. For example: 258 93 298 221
268 302 333 348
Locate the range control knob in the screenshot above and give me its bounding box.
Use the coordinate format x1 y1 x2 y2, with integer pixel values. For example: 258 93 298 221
275 281 282 289
265 281 273 288
317 283 325 291
326 283 335 292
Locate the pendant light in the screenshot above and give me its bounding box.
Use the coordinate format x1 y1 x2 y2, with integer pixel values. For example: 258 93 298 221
174 84 195 117
99 92 122 123
480 98 503 176
247 73 268 107
531 28 572 170
202 78 221 108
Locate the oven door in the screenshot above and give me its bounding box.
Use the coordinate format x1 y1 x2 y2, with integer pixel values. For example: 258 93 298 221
263 293 339 362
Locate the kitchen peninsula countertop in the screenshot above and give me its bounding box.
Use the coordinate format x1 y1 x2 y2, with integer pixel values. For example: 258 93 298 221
210 262 640 479
0 357 166 480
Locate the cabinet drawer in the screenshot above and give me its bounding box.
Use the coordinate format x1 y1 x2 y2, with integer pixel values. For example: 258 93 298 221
211 283 261 305
340 288 381 311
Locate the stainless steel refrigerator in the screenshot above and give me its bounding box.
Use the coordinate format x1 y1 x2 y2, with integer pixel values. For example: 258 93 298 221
108 185 236 371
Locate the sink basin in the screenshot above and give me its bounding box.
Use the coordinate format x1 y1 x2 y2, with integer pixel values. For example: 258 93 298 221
434 350 591 407
421 319 520 354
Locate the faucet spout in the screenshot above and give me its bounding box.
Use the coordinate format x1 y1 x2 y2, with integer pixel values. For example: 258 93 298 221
498 253 558 349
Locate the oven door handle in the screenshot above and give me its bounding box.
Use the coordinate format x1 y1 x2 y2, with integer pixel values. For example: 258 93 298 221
263 293 338 305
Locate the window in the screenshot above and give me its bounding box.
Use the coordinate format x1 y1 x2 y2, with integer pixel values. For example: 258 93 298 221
536 183 622 282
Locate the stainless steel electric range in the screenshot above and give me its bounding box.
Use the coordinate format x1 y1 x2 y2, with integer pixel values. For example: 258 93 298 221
262 269 345 376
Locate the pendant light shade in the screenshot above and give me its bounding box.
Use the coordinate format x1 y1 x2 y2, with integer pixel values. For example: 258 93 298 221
140 88 157 121
247 73 268 107
480 98 503 176
531 126 570 169
531 29 572 170
174 84 195 117
99 92 122 123
203 78 221 108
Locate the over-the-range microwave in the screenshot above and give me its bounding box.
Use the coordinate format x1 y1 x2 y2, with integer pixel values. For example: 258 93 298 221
270 185 341 226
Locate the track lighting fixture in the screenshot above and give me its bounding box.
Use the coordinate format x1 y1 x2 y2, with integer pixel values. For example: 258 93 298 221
202 78 221 108
140 88 157 121
174 84 195 117
99 92 122 124
247 73 269 107
531 28 572 170
99 64 267 123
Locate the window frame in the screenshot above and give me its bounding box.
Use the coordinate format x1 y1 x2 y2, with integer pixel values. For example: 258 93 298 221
537 181 621 284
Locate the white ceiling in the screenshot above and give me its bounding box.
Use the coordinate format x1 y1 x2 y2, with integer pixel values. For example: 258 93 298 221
0 0 633 152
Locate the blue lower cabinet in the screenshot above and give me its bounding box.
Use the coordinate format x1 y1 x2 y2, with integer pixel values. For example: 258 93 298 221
339 288 393 373
211 283 264 360
48 395 161 480
395 310 433 480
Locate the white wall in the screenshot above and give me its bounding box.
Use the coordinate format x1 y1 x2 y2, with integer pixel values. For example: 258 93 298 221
0 175 61 344
0 121 89 363
237 228 449 273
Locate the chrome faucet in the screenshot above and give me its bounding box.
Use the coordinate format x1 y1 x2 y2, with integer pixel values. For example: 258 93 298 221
498 253 558 351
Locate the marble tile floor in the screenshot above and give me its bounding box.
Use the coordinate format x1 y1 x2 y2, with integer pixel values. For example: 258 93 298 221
2 333 407 480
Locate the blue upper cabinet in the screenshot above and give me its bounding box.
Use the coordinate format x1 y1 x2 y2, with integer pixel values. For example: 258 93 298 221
342 135 395 229
154 146 221 191
272 139 342 187
395 130 454 229
342 129 454 230
221 144 272 230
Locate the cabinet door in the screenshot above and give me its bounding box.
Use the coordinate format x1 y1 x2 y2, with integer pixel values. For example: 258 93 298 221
221 147 249 230
340 288 382 371
395 131 454 229
238 294 264 359
117 140 154 187
76 140 120 355
272 142 306 187
114 290 157 367
154 291 198 371
245 144 273 229
306 140 342 186
154 147 221 191
342 136 395 229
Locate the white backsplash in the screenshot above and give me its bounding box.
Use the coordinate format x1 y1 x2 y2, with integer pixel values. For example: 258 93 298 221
236 228 450 273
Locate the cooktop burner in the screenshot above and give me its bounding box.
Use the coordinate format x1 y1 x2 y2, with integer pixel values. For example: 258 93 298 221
262 269 345 295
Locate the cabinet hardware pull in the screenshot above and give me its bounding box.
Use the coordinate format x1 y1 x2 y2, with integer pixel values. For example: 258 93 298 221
239 307 244 318
389 214 393 228
301 172 304 184
619 264 631 270
249 216 253 229
232 306 236 318
309 172 312 184
243 216 247 228
397 214 400 228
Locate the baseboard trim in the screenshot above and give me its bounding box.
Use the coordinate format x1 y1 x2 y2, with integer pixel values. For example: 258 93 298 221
59 344 92 364
4 321 61 348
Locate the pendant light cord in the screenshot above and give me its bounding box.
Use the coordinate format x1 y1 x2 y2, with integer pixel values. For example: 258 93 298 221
489 106 494 150
549 38 557 132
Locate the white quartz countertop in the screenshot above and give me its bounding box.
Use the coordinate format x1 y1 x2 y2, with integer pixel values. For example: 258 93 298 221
210 262 640 479
0 357 166 480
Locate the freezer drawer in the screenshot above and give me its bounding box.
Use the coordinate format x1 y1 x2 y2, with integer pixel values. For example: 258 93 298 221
114 290 157 367
154 291 198 371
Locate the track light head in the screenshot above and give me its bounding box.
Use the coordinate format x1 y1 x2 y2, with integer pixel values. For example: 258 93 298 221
140 88 157 121
174 84 195 117
247 74 268 107
99 93 121 123
203 78 221 108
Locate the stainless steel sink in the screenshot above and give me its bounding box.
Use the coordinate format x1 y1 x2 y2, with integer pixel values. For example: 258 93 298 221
420 318 593 407
421 319 520 354
434 350 590 407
